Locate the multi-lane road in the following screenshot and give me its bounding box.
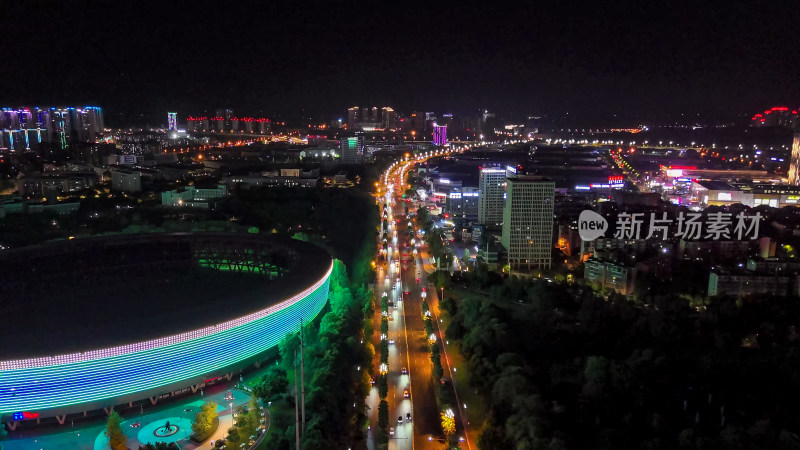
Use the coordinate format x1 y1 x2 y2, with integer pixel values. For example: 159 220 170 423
366 149 474 450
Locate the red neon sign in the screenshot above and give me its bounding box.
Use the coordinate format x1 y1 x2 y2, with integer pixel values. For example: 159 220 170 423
12 412 39 420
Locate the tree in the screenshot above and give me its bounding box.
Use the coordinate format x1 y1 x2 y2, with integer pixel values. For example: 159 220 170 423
226 425 242 446
192 400 219 437
440 296 457 317
441 409 456 439
254 365 289 401
380 317 389 334
380 340 389 363
478 422 512 450
139 443 180 450
582 355 610 397
279 333 301 372
378 400 389 428
492 366 528 405
376 428 389 449
378 374 388 399
504 396 541 449
105 410 127 450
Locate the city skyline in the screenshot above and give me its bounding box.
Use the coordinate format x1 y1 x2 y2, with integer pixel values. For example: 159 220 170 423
4 2 800 449
2 2 799 124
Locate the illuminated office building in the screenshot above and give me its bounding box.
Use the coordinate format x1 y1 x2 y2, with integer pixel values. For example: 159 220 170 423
478 167 506 227
501 175 555 270
340 135 365 164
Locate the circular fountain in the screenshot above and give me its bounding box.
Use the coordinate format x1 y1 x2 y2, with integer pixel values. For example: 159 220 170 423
153 420 179 437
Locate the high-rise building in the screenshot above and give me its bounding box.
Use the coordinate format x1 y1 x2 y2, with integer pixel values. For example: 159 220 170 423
789 132 800 185
50 108 72 148
382 107 397 130
71 107 104 142
215 109 233 132
478 167 506 227
346 106 396 130
501 175 555 270
168 112 178 131
347 107 359 128
340 135 365 164
751 106 799 128
1 106 102 151
433 124 447 146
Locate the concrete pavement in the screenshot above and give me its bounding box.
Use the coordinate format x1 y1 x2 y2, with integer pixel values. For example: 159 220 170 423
2 387 253 450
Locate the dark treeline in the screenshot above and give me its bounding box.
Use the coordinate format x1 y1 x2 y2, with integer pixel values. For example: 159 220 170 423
220 186 379 285
0 186 379 285
444 271 800 449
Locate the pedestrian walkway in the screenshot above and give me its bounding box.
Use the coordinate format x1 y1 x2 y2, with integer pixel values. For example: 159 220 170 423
2 389 251 450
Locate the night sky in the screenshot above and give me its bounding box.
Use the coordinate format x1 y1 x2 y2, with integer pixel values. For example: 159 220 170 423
2 1 799 124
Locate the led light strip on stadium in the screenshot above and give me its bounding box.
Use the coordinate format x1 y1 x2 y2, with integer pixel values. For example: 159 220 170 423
0 261 333 415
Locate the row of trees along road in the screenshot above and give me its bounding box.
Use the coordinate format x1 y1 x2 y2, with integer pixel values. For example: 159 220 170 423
254 260 374 449
422 298 460 448
377 292 390 448
442 269 800 450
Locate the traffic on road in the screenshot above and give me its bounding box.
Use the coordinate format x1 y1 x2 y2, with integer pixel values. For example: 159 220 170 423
367 147 475 450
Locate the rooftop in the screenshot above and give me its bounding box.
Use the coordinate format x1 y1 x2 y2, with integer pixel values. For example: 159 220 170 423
0 233 331 360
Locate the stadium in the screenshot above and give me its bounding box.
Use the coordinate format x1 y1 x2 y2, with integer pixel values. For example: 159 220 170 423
0 233 332 428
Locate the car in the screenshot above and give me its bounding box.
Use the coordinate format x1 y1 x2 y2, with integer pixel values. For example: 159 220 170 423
130 421 141 428
401 367 408 374
406 413 412 422
389 338 395 344
404 389 410 398
389 427 395 436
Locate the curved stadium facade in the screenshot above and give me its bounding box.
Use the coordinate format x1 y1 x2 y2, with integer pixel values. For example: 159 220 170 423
0 233 332 426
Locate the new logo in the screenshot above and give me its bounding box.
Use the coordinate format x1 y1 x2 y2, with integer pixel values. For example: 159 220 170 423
578 210 608 241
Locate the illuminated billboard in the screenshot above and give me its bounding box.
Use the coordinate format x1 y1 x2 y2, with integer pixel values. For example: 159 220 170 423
666 169 684 178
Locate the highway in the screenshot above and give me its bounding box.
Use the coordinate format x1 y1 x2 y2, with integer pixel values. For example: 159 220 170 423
366 149 474 450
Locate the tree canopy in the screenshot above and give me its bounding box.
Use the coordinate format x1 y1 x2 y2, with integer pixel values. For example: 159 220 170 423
105 410 127 450
445 275 800 449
